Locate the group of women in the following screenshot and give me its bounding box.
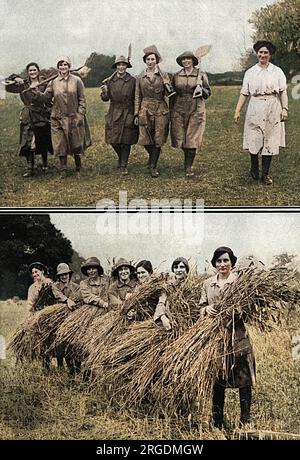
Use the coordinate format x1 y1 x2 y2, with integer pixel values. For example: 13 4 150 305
6 39 288 183
26 246 255 429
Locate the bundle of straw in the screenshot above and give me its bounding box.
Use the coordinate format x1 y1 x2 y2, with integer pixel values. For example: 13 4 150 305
54 304 105 361
95 273 206 405
8 303 69 360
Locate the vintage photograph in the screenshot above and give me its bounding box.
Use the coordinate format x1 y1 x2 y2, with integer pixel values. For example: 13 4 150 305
0 211 299 440
0 0 299 207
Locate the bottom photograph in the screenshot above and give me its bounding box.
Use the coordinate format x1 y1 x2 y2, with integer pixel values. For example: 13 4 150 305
0 211 300 441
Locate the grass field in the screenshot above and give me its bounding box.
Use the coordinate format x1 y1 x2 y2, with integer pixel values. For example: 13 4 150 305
0 86 299 207
1 300 299 440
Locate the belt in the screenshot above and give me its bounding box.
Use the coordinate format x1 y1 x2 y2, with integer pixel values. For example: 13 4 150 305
252 94 278 99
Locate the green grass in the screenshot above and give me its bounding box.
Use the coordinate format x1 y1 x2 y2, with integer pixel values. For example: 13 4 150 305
0 86 299 207
1 300 299 440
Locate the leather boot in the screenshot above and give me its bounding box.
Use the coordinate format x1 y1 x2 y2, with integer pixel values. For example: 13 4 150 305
144 145 153 169
212 382 225 429
185 148 196 177
150 147 160 177
23 151 35 177
59 156 68 178
74 154 81 177
250 154 259 180
111 144 122 169
120 144 130 175
262 156 273 185
239 386 252 425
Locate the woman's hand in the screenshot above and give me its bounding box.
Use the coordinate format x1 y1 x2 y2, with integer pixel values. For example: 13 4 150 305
205 304 218 317
15 77 24 85
126 308 136 320
161 315 172 331
234 111 240 123
281 108 288 122
67 298 76 310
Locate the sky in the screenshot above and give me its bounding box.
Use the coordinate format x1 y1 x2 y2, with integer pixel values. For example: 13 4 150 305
50 211 300 273
0 0 276 76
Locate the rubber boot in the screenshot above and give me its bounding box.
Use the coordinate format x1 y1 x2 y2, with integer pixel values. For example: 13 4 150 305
111 143 122 169
185 148 196 177
250 154 259 180
239 386 252 425
262 156 273 185
212 382 225 429
120 144 130 175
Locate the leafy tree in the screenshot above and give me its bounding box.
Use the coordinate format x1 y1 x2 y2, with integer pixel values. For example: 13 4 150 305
0 215 74 299
83 52 116 87
241 0 300 77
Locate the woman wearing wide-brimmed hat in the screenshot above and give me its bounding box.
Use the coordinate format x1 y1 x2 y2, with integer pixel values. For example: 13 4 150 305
54 263 81 310
199 247 255 429
108 257 137 308
171 51 211 177
5 62 53 177
79 257 109 310
32 55 91 177
101 55 138 175
234 40 288 185
134 45 171 177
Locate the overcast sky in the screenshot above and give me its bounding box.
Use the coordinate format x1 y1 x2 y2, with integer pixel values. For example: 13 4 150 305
0 0 276 76
50 212 300 273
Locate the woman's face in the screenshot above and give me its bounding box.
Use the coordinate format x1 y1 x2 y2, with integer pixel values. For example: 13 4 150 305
58 61 70 76
146 54 157 70
118 266 130 282
31 268 43 282
182 57 193 69
116 62 127 75
215 252 232 276
173 262 188 281
27 65 39 79
59 273 70 284
87 267 98 278
137 266 150 283
257 47 271 65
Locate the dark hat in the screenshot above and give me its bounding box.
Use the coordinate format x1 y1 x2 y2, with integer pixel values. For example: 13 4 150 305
176 51 198 67
211 247 237 268
56 262 73 276
135 260 153 275
112 257 135 278
171 257 190 273
81 257 104 276
28 261 49 276
112 55 132 69
253 40 276 55
143 45 162 63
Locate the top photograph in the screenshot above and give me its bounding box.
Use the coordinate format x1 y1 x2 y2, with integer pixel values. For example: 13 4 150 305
0 0 299 208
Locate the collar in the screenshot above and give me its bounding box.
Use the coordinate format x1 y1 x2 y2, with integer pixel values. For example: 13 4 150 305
256 62 274 72
177 67 198 77
112 72 131 82
116 278 136 288
210 272 237 287
140 68 160 78
88 276 105 286
57 73 71 81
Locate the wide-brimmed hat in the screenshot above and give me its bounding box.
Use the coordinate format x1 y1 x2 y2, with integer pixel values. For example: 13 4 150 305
56 55 71 68
143 45 162 63
112 55 132 69
112 257 135 278
28 261 49 276
253 40 276 55
171 257 190 273
211 247 237 268
176 51 198 67
56 262 73 277
81 257 104 276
